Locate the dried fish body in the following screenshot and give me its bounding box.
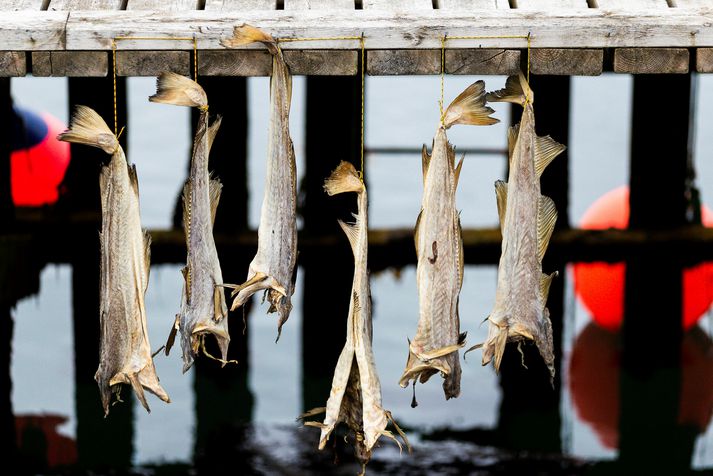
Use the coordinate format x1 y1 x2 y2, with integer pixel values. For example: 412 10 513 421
399 81 498 400
149 73 230 373
58 106 169 415
468 73 565 383
302 162 409 468
221 25 297 340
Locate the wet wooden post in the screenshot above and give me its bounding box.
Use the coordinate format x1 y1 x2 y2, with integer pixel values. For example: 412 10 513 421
302 75 361 412
497 75 569 452
189 76 255 473
65 76 133 469
619 73 694 472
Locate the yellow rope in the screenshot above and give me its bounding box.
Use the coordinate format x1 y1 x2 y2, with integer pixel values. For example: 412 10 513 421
193 35 198 81
440 34 446 126
111 40 118 137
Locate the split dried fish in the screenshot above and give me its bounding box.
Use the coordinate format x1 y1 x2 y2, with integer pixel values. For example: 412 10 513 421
58 106 170 415
302 162 409 470
221 25 297 341
467 73 565 383
149 72 231 373
399 81 498 400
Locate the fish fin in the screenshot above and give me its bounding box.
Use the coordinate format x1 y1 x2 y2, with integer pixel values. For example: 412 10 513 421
495 180 508 232
535 134 566 179
511 323 534 341
208 177 223 226
207 115 222 153
507 124 520 159
416 340 465 361
486 72 533 107
323 161 363 196
165 314 180 356
297 407 326 421
414 209 423 252
338 219 360 256
385 410 412 454
127 164 140 197
128 372 150 413
537 195 558 262
181 266 191 304
443 80 499 129
58 105 117 155
149 72 208 109
421 144 430 183
378 430 403 454
304 421 327 430
221 24 279 55
454 153 464 189
492 328 509 373
540 271 559 309
143 229 151 292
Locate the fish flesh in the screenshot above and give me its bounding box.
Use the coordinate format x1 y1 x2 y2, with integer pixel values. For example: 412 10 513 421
149 72 230 373
302 162 409 469
399 81 498 400
221 25 297 340
467 73 565 383
58 106 170 415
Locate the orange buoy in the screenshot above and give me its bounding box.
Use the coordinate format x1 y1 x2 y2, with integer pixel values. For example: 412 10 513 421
573 186 713 331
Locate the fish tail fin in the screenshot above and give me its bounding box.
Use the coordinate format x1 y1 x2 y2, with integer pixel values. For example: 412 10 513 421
477 323 508 373
149 72 208 109
58 105 117 155
443 80 499 129
128 372 151 413
323 161 363 196
487 72 533 107
221 24 279 55
137 365 171 405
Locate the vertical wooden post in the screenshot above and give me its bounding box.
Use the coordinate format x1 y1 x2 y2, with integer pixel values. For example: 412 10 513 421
301 75 361 413
66 76 133 470
619 74 694 472
190 77 255 473
497 75 569 452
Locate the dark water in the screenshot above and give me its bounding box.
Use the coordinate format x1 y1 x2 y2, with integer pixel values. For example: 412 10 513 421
5 75 713 474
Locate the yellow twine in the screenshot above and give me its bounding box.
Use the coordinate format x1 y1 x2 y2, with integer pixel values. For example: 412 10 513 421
440 34 446 126
111 40 118 137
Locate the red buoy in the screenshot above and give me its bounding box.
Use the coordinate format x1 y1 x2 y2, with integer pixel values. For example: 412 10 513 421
573 186 713 331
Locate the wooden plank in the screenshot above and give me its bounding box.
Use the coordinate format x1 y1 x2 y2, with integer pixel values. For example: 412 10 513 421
368 50 439 75
671 0 711 6
364 0 432 9
0 1 46 10
31 51 107 76
697 48 713 72
14 10 713 52
116 50 190 75
446 48 520 74
437 0 499 8
0 52 26 77
530 48 603 75
614 47 689 73
594 0 669 8
126 0 198 10
47 0 124 9
284 0 353 9
515 0 587 8
204 0 275 9
0 12 67 50
199 49 357 75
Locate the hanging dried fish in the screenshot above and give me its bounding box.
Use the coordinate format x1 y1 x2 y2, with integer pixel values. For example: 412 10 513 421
399 81 498 400
466 73 565 383
221 25 297 341
302 162 409 470
149 72 231 373
58 106 170 415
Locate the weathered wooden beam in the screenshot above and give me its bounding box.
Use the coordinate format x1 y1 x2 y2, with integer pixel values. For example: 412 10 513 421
31 51 107 76
204 0 276 9
126 0 199 9
530 48 603 75
446 48 520 74
594 0 669 8
364 0 432 9
199 49 357 75
697 47 713 72
0 0 46 10
437 0 501 9
285 0 353 8
0 52 26 77
3 9 706 52
614 48 690 73
367 49 439 75
116 50 190 76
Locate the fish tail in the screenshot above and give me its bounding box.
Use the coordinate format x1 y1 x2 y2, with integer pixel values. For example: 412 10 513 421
57 105 117 155
442 80 499 129
128 372 151 413
323 161 363 196
486 72 533 107
137 364 171 405
221 24 279 55
149 72 208 109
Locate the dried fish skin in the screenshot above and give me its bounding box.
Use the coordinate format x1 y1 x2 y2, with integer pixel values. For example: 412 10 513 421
58 106 170 416
222 25 297 341
469 73 565 383
150 72 230 373
400 81 498 400
302 162 409 468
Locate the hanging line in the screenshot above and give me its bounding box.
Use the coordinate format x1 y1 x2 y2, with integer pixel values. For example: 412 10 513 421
276 34 366 182
111 36 199 138
439 33 532 119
